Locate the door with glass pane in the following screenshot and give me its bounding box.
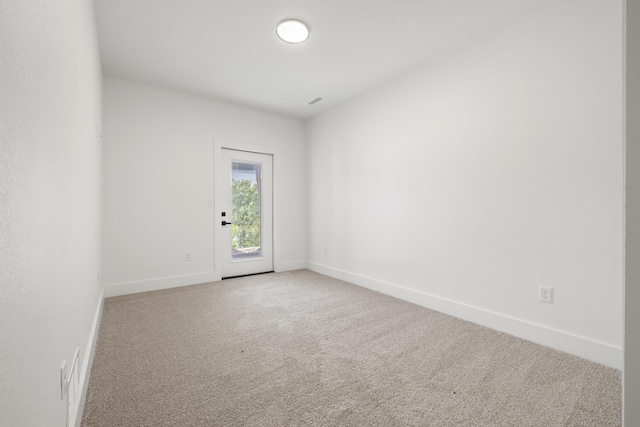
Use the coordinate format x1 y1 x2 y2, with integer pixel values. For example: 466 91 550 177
220 149 273 278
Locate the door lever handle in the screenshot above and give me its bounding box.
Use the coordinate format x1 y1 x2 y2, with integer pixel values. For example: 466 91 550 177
222 221 232 226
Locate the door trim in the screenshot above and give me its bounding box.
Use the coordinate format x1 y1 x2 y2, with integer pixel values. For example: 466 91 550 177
213 139 279 282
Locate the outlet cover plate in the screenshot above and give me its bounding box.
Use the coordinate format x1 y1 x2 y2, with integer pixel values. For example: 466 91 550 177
539 286 553 303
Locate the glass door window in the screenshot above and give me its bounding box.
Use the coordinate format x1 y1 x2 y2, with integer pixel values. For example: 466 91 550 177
231 161 262 260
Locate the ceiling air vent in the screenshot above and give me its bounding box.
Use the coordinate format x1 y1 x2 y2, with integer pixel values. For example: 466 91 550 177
308 97 323 106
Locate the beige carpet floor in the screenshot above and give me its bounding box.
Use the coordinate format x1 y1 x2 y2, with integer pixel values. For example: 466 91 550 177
81 270 621 426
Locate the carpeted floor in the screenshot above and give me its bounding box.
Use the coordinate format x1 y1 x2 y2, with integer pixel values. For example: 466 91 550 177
81 270 621 426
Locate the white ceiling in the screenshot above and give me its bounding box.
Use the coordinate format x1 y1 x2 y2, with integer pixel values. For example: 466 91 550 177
94 0 548 120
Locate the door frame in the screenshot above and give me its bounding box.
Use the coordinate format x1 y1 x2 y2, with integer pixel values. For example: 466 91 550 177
213 139 279 281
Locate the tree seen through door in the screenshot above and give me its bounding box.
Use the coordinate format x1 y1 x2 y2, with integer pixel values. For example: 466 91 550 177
231 161 262 259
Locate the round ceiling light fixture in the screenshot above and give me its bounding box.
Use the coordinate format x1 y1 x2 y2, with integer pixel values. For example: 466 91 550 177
276 19 309 44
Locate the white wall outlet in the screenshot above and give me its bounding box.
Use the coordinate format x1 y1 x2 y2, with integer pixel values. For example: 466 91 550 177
323 247 328 255
539 286 553 303
185 252 192 261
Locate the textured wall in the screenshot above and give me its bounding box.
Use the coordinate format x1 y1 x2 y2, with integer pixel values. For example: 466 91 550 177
0 0 103 425
306 0 623 368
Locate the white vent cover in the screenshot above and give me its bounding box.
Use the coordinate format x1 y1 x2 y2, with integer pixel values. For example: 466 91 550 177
62 348 81 427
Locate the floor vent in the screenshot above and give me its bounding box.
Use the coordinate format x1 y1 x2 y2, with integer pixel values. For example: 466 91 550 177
65 348 80 427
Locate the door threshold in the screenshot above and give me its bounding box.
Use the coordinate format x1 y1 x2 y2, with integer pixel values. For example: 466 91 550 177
221 271 275 280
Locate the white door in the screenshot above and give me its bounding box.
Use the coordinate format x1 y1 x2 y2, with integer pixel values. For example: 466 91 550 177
220 149 273 278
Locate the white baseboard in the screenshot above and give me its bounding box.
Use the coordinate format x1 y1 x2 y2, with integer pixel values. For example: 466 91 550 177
105 272 216 298
276 260 306 272
72 287 105 427
306 261 622 370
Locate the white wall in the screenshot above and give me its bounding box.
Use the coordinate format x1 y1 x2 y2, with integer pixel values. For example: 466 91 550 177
306 0 624 368
103 76 306 296
625 0 640 422
0 0 103 425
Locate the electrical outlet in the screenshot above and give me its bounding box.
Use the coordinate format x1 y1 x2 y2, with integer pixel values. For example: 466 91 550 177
185 252 192 262
323 248 328 255
539 286 553 303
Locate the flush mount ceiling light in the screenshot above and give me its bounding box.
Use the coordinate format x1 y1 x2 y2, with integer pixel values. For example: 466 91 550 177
276 19 309 44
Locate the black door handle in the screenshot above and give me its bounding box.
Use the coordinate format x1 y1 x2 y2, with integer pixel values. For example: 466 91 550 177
222 221 232 226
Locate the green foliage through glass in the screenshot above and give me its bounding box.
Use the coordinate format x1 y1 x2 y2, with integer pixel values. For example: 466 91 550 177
231 178 261 251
